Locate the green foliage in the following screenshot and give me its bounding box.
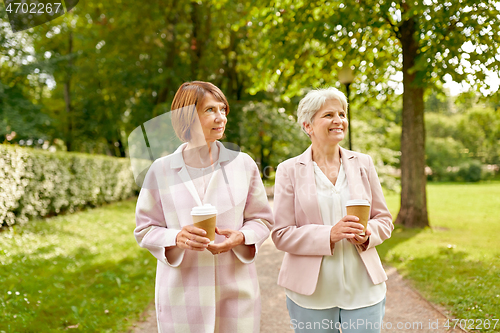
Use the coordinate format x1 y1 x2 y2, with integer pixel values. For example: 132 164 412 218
456 160 482 183
424 107 500 182
250 1 500 99
350 119 400 192
425 112 462 139
380 182 500 331
0 11 49 142
232 101 310 178
456 108 500 165
426 136 469 181
424 90 451 114
1 0 264 155
0 81 47 141
249 0 500 227
0 200 155 332
0 145 137 228
247 0 402 100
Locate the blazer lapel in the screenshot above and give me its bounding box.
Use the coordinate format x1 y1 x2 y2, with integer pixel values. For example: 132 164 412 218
203 142 234 205
170 143 203 207
340 146 363 200
178 166 203 206
295 146 323 225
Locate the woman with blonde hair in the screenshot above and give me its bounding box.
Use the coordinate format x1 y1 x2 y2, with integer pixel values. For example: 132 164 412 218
135 81 274 332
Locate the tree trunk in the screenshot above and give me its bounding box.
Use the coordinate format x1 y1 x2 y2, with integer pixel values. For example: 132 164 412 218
64 31 73 151
117 138 126 157
157 3 179 105
395 17 429 228
190 2 205 80
222 30 241 100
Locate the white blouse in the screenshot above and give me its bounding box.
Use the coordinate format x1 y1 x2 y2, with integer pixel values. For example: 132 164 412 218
186 163 216 203
286 162 386 310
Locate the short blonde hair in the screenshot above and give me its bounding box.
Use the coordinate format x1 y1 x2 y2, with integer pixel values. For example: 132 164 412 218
171 81 229 142
297 87 348 136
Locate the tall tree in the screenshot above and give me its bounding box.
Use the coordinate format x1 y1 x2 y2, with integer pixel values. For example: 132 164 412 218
0 11 48 143
63 30 74 151
20 0 261 155
250 0 500 227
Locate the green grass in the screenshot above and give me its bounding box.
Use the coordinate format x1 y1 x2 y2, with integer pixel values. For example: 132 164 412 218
0 199 156 333
380 181 500 332
2 183 500 332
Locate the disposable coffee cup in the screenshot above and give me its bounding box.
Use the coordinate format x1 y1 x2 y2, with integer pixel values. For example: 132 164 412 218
191 204 217 243
346 199 370 236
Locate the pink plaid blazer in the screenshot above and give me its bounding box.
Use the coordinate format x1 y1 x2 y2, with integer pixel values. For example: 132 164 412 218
272 146 394 295
135 142 274 333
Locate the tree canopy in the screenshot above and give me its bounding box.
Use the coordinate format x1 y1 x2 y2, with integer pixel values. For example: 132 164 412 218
2 0 500 228
249 0 500 227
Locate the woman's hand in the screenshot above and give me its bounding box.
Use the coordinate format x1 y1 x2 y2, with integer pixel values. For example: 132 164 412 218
175 225 211 251
347 228 371 246
330 215 365 246
207 227 245 255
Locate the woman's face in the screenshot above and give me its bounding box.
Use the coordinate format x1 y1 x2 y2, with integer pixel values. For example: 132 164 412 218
195 93 228 143
304 98 348 145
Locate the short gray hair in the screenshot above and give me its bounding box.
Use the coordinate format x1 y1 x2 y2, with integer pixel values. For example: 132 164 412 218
297 87 348 136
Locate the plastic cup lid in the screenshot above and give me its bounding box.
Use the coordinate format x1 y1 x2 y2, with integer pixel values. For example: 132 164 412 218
191 204 217 215
346 199 370 206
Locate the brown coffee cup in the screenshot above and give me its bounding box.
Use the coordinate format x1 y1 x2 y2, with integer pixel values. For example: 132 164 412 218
346 199 370 236
191 204 217 243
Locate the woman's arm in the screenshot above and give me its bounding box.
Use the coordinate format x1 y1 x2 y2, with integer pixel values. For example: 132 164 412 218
208 156 274 262
271 162 334 256
134 161 208 266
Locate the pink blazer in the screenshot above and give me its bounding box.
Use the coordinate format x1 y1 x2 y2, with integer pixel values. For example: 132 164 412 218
272 146 393 295
135 142 274 332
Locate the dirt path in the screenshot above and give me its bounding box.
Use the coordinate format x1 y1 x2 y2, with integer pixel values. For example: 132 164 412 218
131 199 465 333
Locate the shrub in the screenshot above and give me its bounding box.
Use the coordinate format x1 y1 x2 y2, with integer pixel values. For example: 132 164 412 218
426 137 469 182
0 145 138 228
456 160 482 182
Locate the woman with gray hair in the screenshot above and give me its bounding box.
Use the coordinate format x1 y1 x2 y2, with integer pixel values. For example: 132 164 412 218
272 87 393 333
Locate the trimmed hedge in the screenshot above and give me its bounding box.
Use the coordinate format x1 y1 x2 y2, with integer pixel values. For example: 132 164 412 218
0 145 138 228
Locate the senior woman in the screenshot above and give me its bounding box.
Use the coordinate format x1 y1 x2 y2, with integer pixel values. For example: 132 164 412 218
272 87 393 333
135 81 274 333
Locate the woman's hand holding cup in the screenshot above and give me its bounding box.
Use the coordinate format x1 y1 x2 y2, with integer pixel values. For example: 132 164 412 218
330 215 365 245
347 228 371 246
176 225 211 251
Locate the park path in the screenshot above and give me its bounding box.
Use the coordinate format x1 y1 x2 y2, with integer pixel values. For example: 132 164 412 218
130 199 465 333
